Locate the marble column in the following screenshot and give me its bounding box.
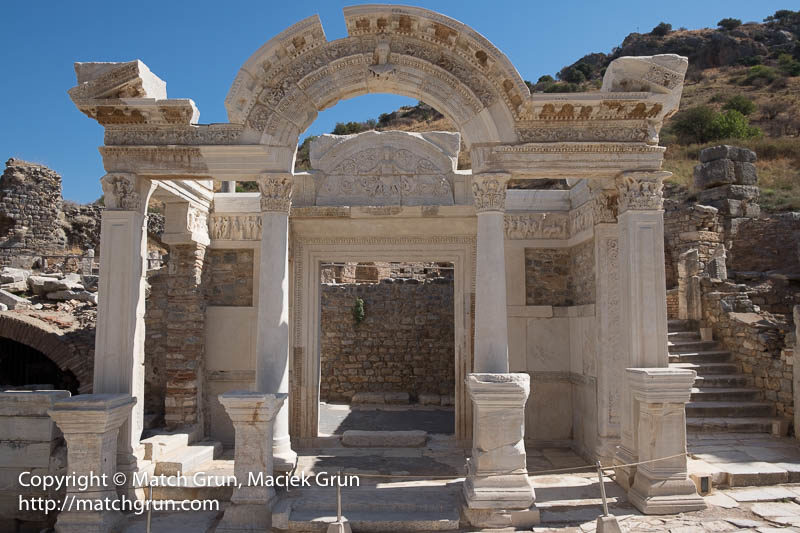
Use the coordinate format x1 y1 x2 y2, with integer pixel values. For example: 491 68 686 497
613 171 670 489
472 173 511 373
255 174 296 471
463 373 538 529
590 185 622 464
48 394 136 533
95 173 155 473
217 391 286 532
626 368 705 514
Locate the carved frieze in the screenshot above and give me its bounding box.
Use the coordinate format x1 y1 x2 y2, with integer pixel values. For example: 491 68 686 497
100 173 152 212
471 174 509 213
504 213 568 239
516 125 650 144
616 172 668 212
591 190 619 224
569 201 594 236
258 175 293 213
209 214 262 240
104 124 243 146
99 146 207 174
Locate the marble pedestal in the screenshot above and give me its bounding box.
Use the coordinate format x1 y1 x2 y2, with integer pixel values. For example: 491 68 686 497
48 394 136 533
217 391 286 532
625 368 706 514
462 373 538 529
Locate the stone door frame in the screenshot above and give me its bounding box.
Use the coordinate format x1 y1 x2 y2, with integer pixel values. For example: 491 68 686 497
290 236 476 444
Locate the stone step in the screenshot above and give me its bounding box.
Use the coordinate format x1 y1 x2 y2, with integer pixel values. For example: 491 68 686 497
285 510 461 532
687 417 789 435
150 459 235 502
668 331 701 342
671 362 740 375
668 340 721 353
669 351 732 364
668 319 692 332
690 387 762 402
141 432 194 463
341 430 427 448
692 374 753 388
153 440 222 476
686 401 775 418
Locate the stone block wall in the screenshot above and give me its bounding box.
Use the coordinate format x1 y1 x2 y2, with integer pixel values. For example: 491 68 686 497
525 241 595 306
319 278 455 402
666 288 679 319
144 268 168 421
663 202 723 289
728 213 800 275
204 249 254 306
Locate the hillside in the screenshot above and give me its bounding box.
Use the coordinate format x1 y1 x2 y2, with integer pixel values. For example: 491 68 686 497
287 9 800 209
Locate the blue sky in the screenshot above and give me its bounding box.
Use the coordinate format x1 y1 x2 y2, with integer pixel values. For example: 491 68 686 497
0 1 791 203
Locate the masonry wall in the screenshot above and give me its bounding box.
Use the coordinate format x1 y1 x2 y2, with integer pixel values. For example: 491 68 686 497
728 213 800 275
524 242 595 306
319 278 455 402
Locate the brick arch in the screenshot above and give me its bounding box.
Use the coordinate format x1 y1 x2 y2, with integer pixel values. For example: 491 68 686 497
0 314 93 394
225 5 527 154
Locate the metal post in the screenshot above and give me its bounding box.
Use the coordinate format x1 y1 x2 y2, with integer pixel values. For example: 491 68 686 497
597 461 609 517
146 484 153 533
337 471 342 523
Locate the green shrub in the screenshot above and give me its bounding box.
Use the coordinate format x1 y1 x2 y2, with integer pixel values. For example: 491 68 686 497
718 18 742 30
542 82 581 93
743 65 778 85
352 298 365 325
710 110 762 140
669 106 761 144
723 95 756 115
778 53 800 76
559 66 586 84
651 22 672 36
537 75 554 84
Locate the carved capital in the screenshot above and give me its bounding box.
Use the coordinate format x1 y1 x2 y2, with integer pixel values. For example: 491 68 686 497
258 175 292 213
591 189 619 224
615 171 669 213
471 173 510 213
162 202 210 246
100 173 154 213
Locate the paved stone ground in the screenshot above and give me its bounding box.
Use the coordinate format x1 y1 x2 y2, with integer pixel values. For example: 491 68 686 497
318 402 455 435
688 432 800 488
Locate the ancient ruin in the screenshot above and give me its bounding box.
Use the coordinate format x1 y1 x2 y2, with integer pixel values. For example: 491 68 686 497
2 4 800 532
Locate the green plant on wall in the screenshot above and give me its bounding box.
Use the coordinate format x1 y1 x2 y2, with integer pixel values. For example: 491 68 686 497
352 297 365 325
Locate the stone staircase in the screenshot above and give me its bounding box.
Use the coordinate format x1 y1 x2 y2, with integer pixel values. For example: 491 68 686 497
667 320 788 435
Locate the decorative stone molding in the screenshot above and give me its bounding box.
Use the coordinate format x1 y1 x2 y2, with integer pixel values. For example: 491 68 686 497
100 173 154 212
162 202 210 246
105 124 243 146
616 171 669 212
591 189 619 224
258 175 293 213
471 174 509 213
210 214 262 240
570 201 594 236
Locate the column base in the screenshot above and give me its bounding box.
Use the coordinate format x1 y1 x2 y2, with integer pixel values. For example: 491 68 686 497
273 448 298 473
55 510 124 533
628 473 706 515
463 471 535 510
117 447 152 501
595 436 620 466
462 504 540 529
216 502 273 532
613 445 637 491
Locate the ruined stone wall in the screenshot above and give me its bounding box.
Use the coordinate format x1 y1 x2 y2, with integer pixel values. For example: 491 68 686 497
663 201 723 289
525 241 595 306
0 159 65 266
666 288 679 319
727 213 800 275
319 278 454 402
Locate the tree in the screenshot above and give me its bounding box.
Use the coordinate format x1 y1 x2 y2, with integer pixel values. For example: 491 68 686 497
651 22 672 36
710 110 762 140
537 75 554 83
778 53 800 76
717 18 742 30
723 95 756 115
559 66 586 84
669 106 761 144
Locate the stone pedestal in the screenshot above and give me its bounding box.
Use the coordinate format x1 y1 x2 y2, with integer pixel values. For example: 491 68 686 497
94 173 154 473
48 394 136 533
255 175 297 471
625 368 705 514
613 171 669 489
463 373 538 529
471 174 510 373
217 391 286 532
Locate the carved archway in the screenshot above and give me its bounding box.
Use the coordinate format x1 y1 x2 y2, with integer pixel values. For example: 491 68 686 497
225 5 527 150
0 314 93 394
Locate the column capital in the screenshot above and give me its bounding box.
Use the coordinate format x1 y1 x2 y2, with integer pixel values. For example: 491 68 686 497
162 201 210 246
257 174 293 213
100 173 155 213
590 188 619 225
471 173 510 213
615 171 670 213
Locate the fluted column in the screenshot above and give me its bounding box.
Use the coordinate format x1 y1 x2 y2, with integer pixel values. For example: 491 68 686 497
472 173 510 373
613 170 670 489
255 174 296 471
95 173 155 474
